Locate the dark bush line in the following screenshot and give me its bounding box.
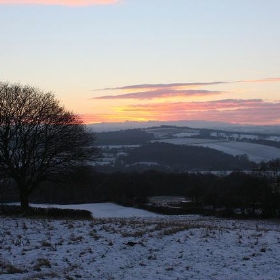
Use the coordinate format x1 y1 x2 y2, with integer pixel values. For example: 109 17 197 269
141 204 203 215
123 202 279 219
0 205 92 220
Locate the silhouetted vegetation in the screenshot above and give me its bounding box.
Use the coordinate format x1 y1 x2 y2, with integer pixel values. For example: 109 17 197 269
120 143 256 171
0 82 98 213
0 204 92 219
247 139 280 149
1 161 280 218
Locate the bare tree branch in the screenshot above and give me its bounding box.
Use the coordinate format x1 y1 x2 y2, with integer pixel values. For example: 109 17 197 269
0 82 99 213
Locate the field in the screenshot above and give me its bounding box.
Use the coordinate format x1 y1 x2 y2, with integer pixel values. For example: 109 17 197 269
1 204 280 280
155 138 280 163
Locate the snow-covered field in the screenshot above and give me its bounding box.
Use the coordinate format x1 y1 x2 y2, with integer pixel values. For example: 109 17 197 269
155 138 280 162
1 203 280 279
28 202 161 218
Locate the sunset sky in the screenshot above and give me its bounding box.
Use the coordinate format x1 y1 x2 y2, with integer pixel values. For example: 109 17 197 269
1 0 280 125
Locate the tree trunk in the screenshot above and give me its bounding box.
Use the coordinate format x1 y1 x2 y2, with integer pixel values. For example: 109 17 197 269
19 190 30 215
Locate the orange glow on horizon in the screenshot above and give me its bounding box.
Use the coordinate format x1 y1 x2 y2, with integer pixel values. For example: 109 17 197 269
81 114 279 126
80 99 280 125
83 78 280 126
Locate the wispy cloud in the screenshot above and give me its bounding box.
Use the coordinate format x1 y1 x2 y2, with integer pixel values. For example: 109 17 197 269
239 77 280 83
122 99 267 112
0 0 119 6
108 78 280 91
99 82 225 91
94 89 223 100
94 82 225 100
93 77 280 100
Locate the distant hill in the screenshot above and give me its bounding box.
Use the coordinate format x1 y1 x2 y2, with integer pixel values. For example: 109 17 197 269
88 120 280 134
92 124 280 172
95 129 154 145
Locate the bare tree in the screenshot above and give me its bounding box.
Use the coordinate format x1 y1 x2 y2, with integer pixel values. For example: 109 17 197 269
0 82 98 213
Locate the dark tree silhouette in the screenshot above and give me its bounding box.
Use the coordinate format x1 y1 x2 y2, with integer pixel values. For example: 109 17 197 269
258 158 280 193
0 82 98 213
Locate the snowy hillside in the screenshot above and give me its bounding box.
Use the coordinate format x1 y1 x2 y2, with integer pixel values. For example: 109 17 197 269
1 204 280 279
156 138 280 163
28 202 160 218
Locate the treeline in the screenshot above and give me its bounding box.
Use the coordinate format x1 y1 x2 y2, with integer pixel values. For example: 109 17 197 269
1 163 279 218
248 138 280 149
120 142 257 171
99 170 279 218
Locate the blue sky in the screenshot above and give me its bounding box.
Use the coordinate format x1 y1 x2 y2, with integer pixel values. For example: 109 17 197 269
1 0 280 124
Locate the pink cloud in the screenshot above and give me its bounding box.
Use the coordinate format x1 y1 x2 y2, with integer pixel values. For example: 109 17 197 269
94 77 280 100
116 99 280 125
122 99 267 112
94 89 223 100
97 77 280 93
99 82 224 91
0 0 119 6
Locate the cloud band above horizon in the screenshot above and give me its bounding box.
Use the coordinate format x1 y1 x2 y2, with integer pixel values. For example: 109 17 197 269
93 77 280 100
0 0 119 6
